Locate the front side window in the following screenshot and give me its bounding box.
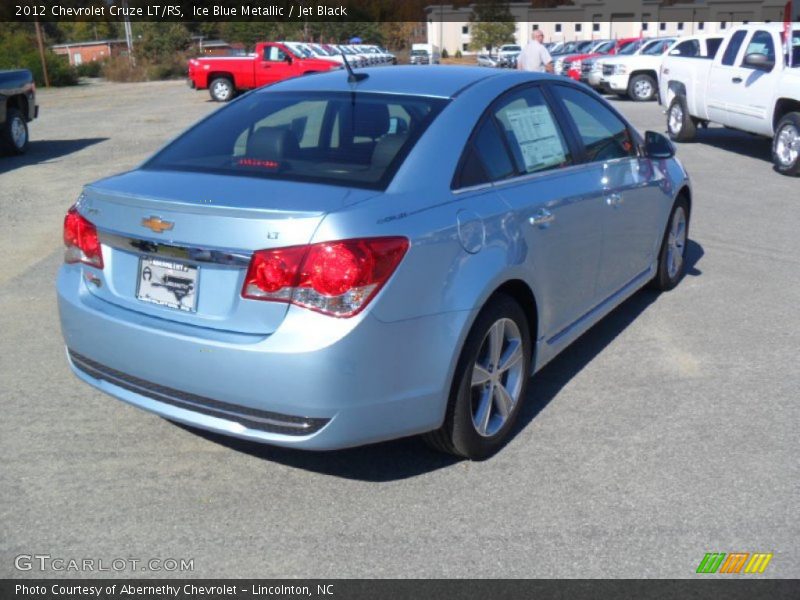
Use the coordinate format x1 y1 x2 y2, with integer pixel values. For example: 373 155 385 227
265 46 288 62
146 92 448 190
552 86 636 163
741 30 775 67
493 87 571 175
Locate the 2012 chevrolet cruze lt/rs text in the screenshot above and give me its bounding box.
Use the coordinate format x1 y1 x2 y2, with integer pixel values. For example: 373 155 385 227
58 66 691 459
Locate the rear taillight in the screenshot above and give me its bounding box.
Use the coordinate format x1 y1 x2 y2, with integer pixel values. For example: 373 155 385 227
242 237 409 317
63 206 103 268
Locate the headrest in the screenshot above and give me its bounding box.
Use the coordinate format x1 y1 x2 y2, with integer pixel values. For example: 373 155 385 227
372 134 407 169
353 103 390 139
246 127 299 161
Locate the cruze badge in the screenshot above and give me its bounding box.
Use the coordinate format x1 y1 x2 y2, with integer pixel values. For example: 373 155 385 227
141 216 174 234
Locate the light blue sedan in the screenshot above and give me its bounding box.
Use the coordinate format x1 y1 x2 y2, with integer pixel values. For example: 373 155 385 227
58 66 691 459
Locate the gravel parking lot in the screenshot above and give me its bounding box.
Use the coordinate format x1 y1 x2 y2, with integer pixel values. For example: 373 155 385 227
1 77 798 578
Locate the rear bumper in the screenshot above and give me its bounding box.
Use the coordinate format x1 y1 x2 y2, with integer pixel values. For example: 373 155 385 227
57 264 472 450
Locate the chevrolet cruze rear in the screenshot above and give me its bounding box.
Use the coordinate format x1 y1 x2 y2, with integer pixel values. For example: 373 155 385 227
58 67 692 459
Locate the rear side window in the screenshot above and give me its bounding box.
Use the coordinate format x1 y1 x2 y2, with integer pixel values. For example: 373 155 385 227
721 30 747 65
672 39 700 57
145 91 448 190
551 86 636 163
454 119 514 188
707 38 723 57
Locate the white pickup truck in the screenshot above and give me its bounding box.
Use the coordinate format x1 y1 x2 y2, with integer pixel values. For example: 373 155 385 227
599 35 723 102
661 23 800 175
596 37 675 101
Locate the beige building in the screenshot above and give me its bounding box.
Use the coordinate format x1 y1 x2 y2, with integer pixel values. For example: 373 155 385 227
426 0 799 54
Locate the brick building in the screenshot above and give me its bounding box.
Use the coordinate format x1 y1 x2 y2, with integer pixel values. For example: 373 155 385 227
51 40 128 66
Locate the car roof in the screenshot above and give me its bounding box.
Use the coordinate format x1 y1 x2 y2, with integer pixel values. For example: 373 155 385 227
260 66 525 99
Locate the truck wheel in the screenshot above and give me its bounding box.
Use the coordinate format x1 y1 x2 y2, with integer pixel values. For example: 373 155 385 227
772 112 800 177
209 77 234 102
667 96 696 142
1 108 29 155
628 74 657 102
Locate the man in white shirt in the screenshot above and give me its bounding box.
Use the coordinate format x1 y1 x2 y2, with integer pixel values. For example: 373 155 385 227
517 29 554 73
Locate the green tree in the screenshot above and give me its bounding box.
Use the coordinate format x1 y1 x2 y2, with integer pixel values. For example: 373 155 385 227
0 22 77 86
469 1 516 54
134 23 191 62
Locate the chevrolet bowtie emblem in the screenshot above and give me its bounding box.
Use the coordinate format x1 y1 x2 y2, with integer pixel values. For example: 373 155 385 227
141 216 174 234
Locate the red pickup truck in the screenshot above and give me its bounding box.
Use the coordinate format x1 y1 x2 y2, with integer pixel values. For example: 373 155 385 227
188 42 340 102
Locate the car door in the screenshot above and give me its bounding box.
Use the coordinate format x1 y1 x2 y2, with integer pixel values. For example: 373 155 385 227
548 84 666 301
477 84 610 343
257 45 293 86
707 29 748 126
726 30 781 135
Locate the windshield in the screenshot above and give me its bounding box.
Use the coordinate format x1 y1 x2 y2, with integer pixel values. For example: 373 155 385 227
643 39 674 55
144 92 449 190
502 45 521 52
617 40 641 55
594 41 615 53
411 49 429 56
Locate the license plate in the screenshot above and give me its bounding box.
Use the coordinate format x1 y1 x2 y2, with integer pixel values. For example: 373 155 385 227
136 258 199 312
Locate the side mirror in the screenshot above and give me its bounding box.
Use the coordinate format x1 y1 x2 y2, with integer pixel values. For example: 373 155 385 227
644 131 675 159
669 49 681 56
743 52 774 71
285 53 293 64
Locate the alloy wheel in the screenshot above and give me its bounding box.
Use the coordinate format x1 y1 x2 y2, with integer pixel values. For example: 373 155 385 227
213 81 231 101
775 123 799 168
669 103 683 134
666 206 687 279
634 79 653 100
470 318 525 437
10 116 27 149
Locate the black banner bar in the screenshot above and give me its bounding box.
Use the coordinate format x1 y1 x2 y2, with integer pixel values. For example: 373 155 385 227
4 0 800 23
2 580 800 600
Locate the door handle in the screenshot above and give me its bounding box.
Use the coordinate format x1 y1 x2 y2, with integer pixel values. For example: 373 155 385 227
732 76 742 83
529 209 555 228
606 193 623 208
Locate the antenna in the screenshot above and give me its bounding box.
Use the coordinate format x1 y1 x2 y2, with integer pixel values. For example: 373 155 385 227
340 46 368 83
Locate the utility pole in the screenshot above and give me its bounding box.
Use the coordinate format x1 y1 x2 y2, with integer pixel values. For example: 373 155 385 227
33 17 50 88
122 0 134 64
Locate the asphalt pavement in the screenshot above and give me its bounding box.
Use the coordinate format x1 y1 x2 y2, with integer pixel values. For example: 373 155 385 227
0 78 797 578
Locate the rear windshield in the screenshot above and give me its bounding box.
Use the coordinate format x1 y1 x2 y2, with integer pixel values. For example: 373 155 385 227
144 91 449 190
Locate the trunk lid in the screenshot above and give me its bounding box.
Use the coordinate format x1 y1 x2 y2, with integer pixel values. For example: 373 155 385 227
79 169 377 335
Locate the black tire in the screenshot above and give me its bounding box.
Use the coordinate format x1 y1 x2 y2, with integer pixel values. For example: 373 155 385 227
423 294 532 460
208 77 234 102
650 196 690 292
667 96 697 143
1 108 29 155
628 74 657 102
771 112 800 177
